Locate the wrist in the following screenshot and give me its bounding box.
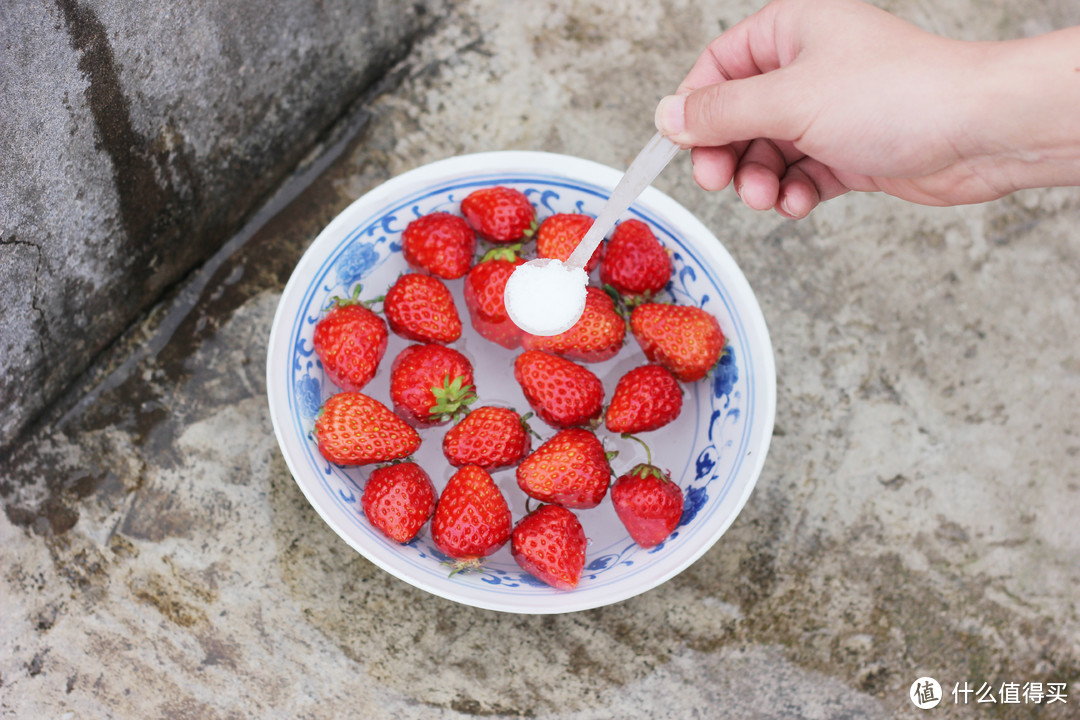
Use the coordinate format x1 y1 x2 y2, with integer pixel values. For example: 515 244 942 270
964 28 1080 194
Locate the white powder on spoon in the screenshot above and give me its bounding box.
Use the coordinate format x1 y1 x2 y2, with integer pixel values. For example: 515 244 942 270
503 258 589 336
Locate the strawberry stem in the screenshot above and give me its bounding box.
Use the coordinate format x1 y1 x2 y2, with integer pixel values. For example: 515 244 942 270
620 433 652 466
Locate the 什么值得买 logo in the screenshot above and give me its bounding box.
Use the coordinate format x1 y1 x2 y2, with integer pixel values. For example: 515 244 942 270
910 677 942 709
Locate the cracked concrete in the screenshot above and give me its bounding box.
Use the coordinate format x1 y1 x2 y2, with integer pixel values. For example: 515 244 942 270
2 0 1079 718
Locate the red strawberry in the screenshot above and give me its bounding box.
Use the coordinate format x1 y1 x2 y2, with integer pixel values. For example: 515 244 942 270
599 219 673 302
313 286 388 392
390 344 477 427
515 428 612 508
463 247 525 349
443 406 533 470
361 461 436 543
511 505 587 590
383 273 462 344
630 303 725 382
521 285 625 363
401 212 477 279
432 464 512 564
605 364 683 434
461 186 536 243
513 350 604 429
313 392 421 466
610 437 683 548
535 213 601 272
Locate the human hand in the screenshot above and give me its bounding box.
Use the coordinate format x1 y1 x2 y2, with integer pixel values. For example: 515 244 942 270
656 0 1080 217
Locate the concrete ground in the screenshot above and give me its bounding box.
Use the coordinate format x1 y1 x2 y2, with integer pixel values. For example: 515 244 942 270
3 0 1079 718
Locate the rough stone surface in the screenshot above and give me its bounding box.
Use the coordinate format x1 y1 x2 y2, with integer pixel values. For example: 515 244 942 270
0 0 444 451
2 0 1079 718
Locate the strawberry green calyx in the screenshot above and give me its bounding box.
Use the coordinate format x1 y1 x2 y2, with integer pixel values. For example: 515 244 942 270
325 283 382 311
521 218 539 239
601 283 623 308
602 279 653 312
620 290 657 311
325 283 364 310
429 373 478 422
519 411 541 440
443 557 487 577
479 244 521 263
376 455 418 468
620 432 670 482
630 462 669 482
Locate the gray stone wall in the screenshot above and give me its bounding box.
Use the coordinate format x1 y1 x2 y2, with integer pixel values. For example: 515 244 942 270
0 0 446 452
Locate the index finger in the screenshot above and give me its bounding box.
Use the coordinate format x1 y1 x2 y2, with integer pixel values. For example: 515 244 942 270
676 2 790 94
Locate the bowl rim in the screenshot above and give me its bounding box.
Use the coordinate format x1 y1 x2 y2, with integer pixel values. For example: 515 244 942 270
266 149 776 613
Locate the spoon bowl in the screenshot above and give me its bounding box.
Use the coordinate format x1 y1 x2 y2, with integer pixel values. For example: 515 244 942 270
504 132 680 334
503 258 589 336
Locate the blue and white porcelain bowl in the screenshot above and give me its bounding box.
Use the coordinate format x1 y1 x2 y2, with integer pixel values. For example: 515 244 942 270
266 150 776 614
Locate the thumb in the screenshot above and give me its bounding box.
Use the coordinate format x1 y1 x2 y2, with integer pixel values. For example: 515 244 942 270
655 72 805 147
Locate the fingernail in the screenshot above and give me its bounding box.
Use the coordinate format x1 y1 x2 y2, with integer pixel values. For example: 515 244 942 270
780 194 807 218
654 95 686 137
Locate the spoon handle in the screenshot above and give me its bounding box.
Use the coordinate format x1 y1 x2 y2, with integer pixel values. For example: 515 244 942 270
565 132 680 270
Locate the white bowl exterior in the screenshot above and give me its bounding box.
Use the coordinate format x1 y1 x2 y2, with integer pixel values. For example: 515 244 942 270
266 151 776 614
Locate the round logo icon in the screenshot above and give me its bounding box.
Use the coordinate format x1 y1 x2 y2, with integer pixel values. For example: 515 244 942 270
910 677 943 709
